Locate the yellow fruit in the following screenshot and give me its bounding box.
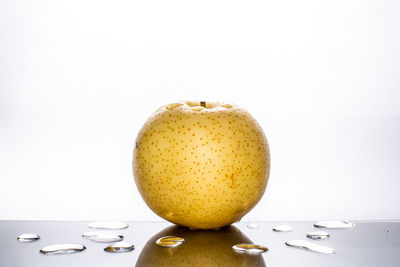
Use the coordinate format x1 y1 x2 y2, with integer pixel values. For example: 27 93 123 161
133 101 270 229
135 225 266 267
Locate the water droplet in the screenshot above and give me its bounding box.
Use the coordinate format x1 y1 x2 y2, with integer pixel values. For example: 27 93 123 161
82 231 123 243
246 222 259 229
40 244 86 255
221 103 233 108
232 243 268 254
17 233 40 242
190 106 205 111
307 231 330 240
88 221 128 230
156 236 185 248
386 229 391 233
314 221 356 229
285 240 336 254
104 242 135 253
273 225 293 232
166 103 184 110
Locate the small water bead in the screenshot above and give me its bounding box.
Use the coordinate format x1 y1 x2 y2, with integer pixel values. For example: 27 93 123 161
273 225 293 232
17 233 40 242
40 244 86 255
82 231 119 238
307 231 330 240
221 104 233 108
190 106 205 111
246 222 259 229
314 221 356 229
82 231 123 243
166 103 184 110
88 221 128 230
156 236 185 248
232 244 268 254
285 240 336 255
104 242 135 253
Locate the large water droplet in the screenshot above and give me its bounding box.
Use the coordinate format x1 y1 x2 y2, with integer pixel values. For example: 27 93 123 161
314 221 356 229
104 242 135 253
156 236 184 248
307 231 330 240
40 244 86 255
88 221 128 230
17 233 40 242
232 243 268 254
82 231 123 243
273 225 293 232
246 222 259 229
285 240 336 255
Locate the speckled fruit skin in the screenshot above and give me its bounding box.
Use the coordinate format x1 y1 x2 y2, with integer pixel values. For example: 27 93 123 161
133 101 270 229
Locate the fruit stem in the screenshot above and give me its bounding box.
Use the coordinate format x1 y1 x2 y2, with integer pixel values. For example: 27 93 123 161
200 101 206 108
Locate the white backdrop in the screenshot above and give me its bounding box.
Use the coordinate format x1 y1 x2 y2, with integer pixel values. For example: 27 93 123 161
1 0 399 221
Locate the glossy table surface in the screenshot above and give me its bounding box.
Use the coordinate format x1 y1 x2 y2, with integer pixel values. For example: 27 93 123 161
1 220 399 267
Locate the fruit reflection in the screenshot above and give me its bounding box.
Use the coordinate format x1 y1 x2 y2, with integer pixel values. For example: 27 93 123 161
135 225 266 267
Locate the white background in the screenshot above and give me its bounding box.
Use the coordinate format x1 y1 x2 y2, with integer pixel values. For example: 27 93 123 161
1 0 399 221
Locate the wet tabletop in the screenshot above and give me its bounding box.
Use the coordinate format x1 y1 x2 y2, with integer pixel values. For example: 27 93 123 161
1 221 399 267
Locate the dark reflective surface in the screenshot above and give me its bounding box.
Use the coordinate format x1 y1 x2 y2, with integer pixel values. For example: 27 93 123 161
136 225 266 266
1 221 399 267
